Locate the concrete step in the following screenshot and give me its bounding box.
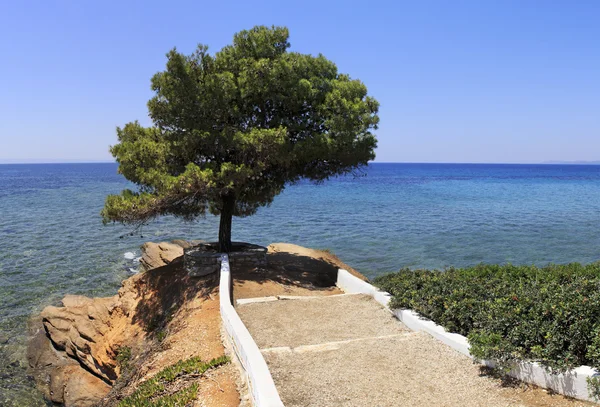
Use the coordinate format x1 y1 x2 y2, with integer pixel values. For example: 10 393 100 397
236 293 410 349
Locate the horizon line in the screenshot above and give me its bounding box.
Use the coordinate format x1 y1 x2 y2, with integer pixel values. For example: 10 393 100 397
1 160 599 166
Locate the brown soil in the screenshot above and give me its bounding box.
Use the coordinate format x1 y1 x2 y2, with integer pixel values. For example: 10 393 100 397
233 243 363 301
482 368 595 407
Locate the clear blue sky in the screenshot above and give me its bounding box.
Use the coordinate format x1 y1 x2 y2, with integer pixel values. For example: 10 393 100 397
1 0 598 163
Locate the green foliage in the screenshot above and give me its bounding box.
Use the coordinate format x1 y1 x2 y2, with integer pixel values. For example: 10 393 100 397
374 263 600 372
119 383 198 407
118 355 229 407
102 25 379 250
116 346 132 369
587 375 600 401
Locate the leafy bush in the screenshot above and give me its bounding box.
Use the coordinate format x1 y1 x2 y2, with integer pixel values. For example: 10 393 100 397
374 263 600 372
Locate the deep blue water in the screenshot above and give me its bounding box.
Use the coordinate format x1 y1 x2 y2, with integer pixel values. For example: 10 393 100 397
1 162 600 404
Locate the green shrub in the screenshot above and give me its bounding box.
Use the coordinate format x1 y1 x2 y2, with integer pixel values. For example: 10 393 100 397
118 355 229 407
374 263 600 372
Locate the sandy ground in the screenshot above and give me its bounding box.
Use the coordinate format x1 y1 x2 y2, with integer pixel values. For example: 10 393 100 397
233 243 349 301
236 292 595 407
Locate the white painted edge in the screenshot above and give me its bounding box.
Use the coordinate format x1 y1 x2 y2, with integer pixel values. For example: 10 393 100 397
336 268 600 403
236 296 279 305
219 254 284 407
261 332 418 354
277 293 360 301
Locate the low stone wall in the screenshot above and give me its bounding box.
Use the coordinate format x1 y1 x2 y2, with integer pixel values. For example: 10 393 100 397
185 242 267 277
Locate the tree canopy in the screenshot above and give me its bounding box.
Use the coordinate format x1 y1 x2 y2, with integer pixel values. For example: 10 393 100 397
102 25 379 251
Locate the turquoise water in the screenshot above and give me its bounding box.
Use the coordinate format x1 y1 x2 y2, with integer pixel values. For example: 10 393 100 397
1 162 600 404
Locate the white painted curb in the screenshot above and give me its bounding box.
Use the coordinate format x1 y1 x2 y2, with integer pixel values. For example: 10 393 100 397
219 254 284 407
336 268 599 403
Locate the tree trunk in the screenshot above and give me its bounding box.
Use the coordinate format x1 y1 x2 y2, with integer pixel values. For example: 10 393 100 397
218 194 235 253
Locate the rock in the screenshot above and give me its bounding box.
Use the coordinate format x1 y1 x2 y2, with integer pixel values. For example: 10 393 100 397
28 326 110 406
27 325 60 369
45 364 110 406
140 241 184 271
61 295 93 308
171 239 193 249
62 365 110 407
40 297 120 383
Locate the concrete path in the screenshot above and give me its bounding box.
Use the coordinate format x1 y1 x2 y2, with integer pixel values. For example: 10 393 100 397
237 294 525 407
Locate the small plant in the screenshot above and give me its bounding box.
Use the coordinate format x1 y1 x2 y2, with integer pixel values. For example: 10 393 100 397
156 331 167 343
118 355 229 407
118 383 199 407
116 346 132 369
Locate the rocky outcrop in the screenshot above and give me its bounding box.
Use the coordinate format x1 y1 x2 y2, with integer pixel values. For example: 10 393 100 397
40 295 121 382
28 240 187 406
27 240 349 407
28 289 136 406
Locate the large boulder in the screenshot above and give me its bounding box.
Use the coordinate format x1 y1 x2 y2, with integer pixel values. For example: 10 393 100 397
40 296 119 382
27 324 110 407
62 365 111 407
140 241 184 271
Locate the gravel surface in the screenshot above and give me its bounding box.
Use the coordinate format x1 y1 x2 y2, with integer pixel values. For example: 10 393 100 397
236 294 410 348
237 292 593 407
264 333 523 407
238 294 522 406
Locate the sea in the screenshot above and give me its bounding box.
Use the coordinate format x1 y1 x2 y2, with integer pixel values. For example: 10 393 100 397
1 162 600 405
